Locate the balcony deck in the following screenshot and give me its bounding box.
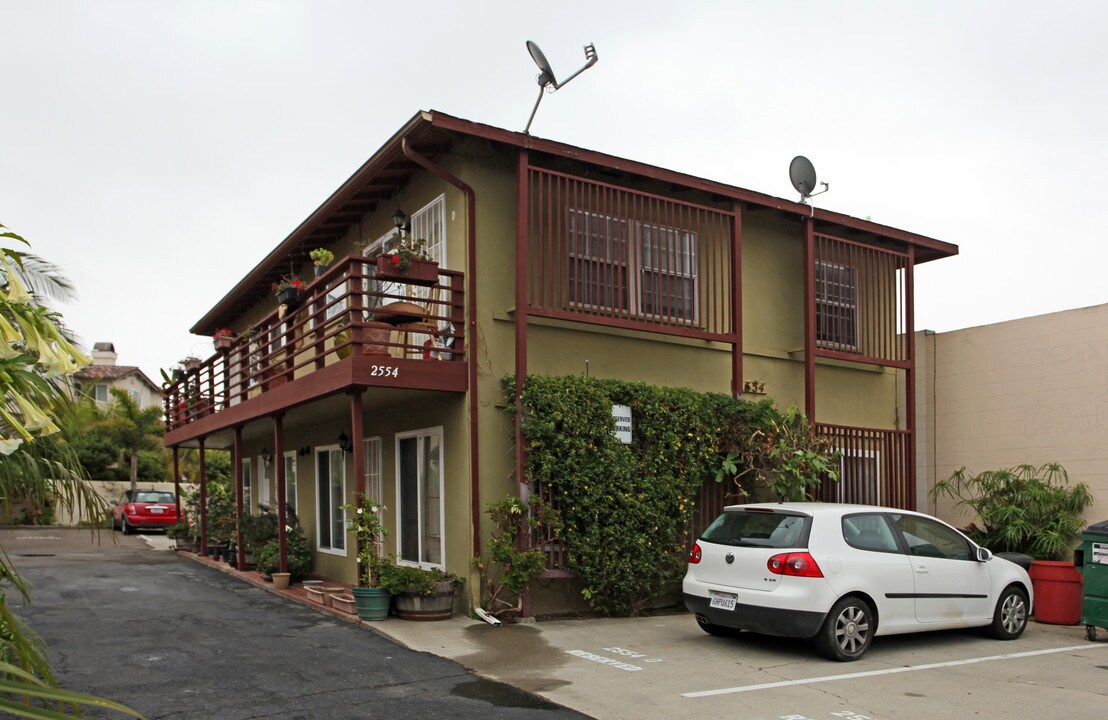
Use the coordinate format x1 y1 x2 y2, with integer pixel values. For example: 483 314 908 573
164 257 465 445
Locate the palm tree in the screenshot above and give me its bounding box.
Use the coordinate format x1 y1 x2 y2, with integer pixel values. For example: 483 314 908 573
101 387 165 496
0 223 143 718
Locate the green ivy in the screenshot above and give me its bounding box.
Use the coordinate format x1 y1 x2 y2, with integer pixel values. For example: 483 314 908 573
504 374 795 615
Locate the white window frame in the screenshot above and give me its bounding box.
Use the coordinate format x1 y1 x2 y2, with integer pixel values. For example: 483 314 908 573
128 388 142 406
94 383 109 403
257 454 271 510
394 426 444 570
815 260 858 351
315 444 347 556
567 208 699 322
363 195 448 306
838 448 881 506
241 458 253 515
283 451 298 515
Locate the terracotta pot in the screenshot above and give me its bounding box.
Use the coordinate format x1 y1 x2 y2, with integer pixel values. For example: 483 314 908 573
272 572 291 591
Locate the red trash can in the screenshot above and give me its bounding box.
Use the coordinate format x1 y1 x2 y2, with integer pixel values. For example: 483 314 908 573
1029 560 1083 625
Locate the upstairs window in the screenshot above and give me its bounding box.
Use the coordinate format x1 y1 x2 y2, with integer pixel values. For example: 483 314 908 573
815 261 857 350
567 208 698 322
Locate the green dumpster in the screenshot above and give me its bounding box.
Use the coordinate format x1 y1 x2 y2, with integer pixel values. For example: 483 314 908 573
1075 519 1108 641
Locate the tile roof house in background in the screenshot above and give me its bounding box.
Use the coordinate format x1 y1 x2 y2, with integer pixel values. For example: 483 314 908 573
160 110 958 615
72 342 162 410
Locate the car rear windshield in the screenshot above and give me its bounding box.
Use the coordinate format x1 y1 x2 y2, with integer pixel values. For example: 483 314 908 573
700 510 811 548
134 492 174 504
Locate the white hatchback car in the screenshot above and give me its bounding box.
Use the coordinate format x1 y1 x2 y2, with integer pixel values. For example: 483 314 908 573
683 503 1033 661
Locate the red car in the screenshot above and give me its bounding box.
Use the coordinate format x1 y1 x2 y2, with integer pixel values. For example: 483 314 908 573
112 490 179 534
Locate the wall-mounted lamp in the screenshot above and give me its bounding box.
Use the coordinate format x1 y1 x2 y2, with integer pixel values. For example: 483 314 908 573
392 208 409 234
260 447 271 464
337 432 352 453
298 446 311 457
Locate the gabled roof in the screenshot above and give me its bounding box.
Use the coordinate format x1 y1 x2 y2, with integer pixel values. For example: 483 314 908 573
192 110 958 336
75 365 162 394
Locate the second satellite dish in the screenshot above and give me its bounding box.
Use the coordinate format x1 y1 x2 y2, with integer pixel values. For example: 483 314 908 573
789 155 830 203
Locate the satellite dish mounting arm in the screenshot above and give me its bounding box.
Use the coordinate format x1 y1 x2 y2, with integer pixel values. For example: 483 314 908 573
524 42 599 134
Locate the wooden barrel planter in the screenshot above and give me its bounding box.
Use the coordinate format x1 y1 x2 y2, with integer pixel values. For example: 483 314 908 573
393 580 455 621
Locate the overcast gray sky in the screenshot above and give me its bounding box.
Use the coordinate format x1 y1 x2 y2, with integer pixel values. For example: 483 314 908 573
3 1 1106 382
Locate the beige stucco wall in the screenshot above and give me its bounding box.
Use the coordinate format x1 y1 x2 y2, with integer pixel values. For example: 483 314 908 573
914 305 1108 530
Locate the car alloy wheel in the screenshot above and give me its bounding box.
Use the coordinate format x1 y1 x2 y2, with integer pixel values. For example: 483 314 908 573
988 586 1028 640
816 596 873 661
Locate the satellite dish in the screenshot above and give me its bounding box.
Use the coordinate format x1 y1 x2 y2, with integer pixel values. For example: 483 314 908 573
789 155 830 205
527 41 557 87
523 40 600 134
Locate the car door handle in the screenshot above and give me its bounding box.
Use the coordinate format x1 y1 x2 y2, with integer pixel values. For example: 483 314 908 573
915 565 929 574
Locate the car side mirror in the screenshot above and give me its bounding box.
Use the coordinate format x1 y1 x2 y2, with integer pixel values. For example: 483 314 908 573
976 547 993 562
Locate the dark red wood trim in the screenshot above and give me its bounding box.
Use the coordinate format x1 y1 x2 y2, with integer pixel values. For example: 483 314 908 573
524 307 733 344
234 426 244 569
164 357 466 446
400 138 483 560
427 112 958 260
350 391 365 497
274 414 287 574
515 149 531 620
732 202 743 398
172 447 181 519
198 437 207 555
905 245 917 509
813 348 913 369
803 221 816 420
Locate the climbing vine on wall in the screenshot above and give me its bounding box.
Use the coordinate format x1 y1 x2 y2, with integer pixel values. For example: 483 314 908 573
503 374 834 615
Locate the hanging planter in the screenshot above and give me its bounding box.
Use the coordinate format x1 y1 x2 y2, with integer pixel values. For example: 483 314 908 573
272 276 303 311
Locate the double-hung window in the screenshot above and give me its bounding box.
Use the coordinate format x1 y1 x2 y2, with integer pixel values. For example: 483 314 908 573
815 261 858 350
364 194 447 307
567 208 698 322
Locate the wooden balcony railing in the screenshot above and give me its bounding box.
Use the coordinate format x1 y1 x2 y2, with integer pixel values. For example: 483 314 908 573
526 165 737 341
164 256 464 432
815 423 913 509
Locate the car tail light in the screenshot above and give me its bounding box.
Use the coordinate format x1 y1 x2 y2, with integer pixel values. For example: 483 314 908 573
688 543 702 564
767 552 824 578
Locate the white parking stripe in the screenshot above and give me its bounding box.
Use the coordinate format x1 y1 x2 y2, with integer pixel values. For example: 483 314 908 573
683 643 1108 697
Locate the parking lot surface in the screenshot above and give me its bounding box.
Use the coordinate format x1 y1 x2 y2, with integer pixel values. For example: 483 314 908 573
377 600 1108 719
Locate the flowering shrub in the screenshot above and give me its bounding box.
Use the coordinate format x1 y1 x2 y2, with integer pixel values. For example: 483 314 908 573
339 493 387 587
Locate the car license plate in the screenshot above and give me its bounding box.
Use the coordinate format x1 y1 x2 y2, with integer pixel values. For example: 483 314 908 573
709 590 737 611
150 506 165 514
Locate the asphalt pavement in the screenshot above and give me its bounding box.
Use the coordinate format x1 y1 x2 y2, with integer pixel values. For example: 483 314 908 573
4 528 588 719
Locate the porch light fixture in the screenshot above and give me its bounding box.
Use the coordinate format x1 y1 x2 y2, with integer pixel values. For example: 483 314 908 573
298 446 311 457
260 447 271 464
392 209 409 234
338 432 352 453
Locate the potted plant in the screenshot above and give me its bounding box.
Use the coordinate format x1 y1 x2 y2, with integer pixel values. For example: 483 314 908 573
272 276 303 311
931 462 1093 624
375 233 438 286
310 248 334 277
377 562 461 621
212 328 235 352
339 493 390 621
255 522 313 585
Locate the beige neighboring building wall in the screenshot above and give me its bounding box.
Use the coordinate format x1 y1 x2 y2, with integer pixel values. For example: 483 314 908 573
913 304 1108 529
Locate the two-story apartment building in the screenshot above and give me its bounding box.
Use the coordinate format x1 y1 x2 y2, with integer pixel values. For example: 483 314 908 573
163 111 957 613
